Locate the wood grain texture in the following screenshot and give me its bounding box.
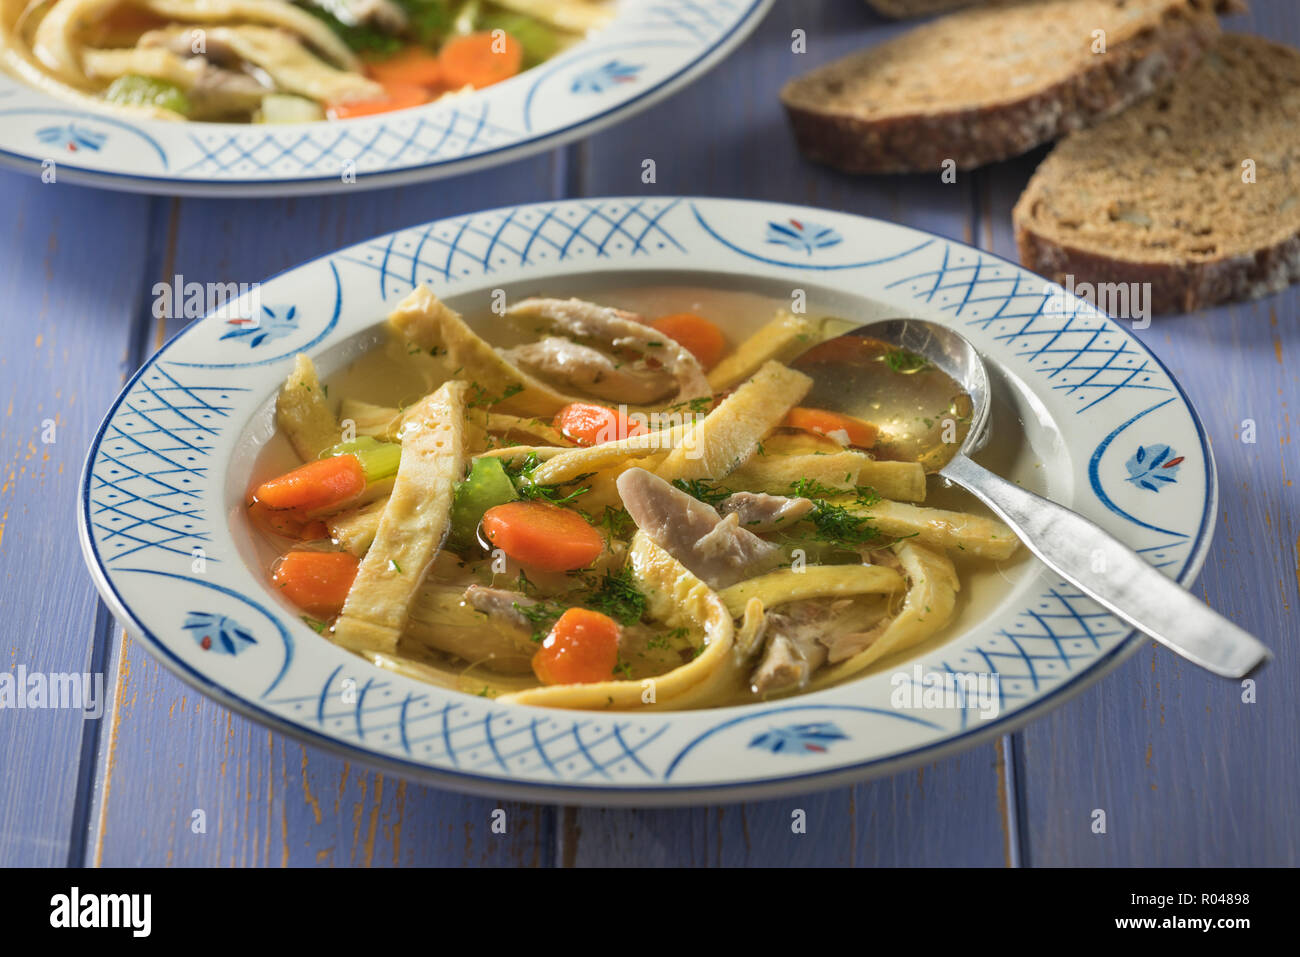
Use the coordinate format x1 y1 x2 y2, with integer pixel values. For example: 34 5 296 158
979 1 1300 866
0 171 159 866
0 171 163 868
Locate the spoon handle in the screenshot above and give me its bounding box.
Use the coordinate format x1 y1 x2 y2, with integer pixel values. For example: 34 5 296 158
940 454 1270 678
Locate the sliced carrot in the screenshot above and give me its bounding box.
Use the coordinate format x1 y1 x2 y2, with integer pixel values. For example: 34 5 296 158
247 499 328 541
481 501 604 571
439 31 523 90
365 46 444 88
272 550 359 617
533 607 621 686
326 82 429 119
782 407 879 449
253 455 366 513
553 402 647 447
650 313 728 370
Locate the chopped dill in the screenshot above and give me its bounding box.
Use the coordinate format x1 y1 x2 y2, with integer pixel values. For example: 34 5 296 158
671 478 729 507
514 601 564 643
596 506 635 539
665 395 714 415
806 500 882 549
507 452 592 504
788 478 881 507
883 348 932 374
788 477 842 499
580 566 646 626
467 381 525 409
516 481 591 505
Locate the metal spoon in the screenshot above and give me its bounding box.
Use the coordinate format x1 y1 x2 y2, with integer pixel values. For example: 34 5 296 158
790 318 1270 679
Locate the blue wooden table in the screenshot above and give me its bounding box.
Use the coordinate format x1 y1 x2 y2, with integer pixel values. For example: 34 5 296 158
2 0 1296 868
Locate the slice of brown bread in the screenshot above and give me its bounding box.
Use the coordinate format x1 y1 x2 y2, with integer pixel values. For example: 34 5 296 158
1014 33 1300 315
866 0 985 17
782 0 1240 173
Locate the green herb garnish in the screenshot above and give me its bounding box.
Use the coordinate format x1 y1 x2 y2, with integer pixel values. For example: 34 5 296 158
883 348 932 374
580 566 646 626
671 478 729 507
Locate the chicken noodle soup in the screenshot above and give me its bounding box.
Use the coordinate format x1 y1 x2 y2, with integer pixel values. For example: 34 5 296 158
247 287 1024 710
0 0 609 123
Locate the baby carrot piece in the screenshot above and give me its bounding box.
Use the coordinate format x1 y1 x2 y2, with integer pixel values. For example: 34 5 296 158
481 501 604 571
650 313 727 370
326 82 429 119
533 607 621 686
366 47 444 88
553 402 647 447
253 455 366 513
782 407 879 449
247 499 328 541
272 550 359 617
439 31 523 89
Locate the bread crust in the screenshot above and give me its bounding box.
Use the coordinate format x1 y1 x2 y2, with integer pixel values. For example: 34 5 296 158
783 3 1225 173
1015 214 1300 316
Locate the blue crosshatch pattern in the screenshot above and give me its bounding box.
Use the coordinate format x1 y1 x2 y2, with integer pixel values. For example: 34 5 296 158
178 104 519 178
88 365 247 566
889 584 1130 733
80 199 1207 788
632 0 739 39
265 666 671 780
887 243 1170 413
337 199 687 300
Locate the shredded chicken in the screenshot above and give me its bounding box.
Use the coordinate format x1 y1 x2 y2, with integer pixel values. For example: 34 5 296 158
506 298 711 404
717 491 814 532
616 467 780 590
500 336 677 405
463 584 539 634
750 598 885 695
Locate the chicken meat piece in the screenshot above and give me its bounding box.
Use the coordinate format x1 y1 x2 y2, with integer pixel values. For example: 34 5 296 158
463 585 540 635
500 337 677 405
717 491 814 532
506 298 711 403
616 467 780 590
750 599 890 695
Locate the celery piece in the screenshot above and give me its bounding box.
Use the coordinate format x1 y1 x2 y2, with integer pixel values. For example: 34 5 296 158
257 93 325 124
448 456 518 551
480 13 559 67
321 436 401 482
104 75 191 116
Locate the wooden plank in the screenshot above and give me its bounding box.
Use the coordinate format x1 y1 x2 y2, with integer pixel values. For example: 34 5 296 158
86 158 566 867
0 169 157 866
980 0 1300 865
562 0 1011 867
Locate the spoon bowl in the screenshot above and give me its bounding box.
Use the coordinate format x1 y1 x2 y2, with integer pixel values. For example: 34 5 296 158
791 318 1271 680
792 318 990 469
